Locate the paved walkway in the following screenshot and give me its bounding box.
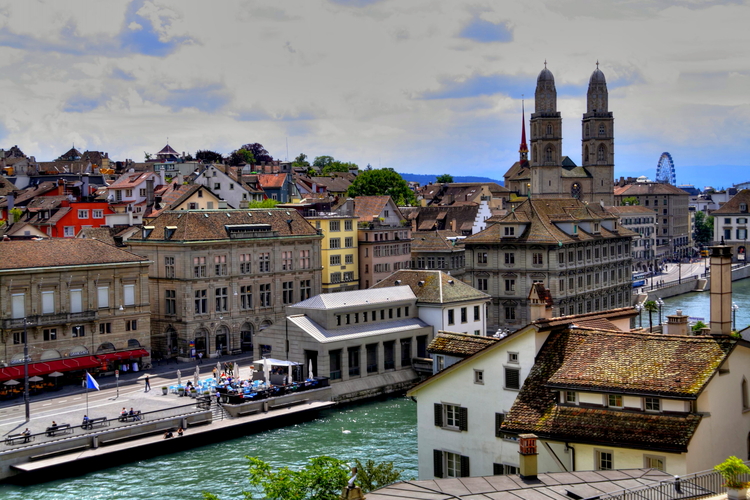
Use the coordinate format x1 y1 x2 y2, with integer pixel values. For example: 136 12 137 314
0 352 257 439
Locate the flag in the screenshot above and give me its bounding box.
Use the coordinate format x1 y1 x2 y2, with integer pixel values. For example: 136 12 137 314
86 372 100 391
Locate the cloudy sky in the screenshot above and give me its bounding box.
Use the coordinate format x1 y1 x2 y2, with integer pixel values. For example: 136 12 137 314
0 0 747 188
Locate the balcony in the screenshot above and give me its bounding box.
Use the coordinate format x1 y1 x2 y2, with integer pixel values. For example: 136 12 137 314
1 311 98 330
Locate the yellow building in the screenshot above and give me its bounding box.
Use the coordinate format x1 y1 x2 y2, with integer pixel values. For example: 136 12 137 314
305 212 359 292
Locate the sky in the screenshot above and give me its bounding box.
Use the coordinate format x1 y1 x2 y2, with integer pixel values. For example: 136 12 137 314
0 0 748 188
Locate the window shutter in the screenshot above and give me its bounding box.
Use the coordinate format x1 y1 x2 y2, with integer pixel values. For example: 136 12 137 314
123 284 135 306
433 450 443 478
460 455 470 477
42 291 54 314
11 294 24 319
505 367 520 389
495 413 505 438
70 290 82 313
434 403 443 427
98 287 109 309
493 463 503 476
459 406 468 431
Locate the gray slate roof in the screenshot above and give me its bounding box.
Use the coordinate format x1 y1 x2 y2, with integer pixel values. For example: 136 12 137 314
370 270 489 304
288 315 429 343
289 286 416 310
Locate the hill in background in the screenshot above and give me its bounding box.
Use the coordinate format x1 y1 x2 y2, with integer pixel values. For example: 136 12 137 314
398 172 504 186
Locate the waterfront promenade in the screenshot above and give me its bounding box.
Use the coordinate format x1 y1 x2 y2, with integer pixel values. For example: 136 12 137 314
0 353 335 484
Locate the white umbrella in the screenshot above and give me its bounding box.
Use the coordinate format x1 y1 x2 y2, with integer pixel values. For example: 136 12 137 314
216 361 222 376
48 371 64 377
3 380 20 386
234 362 240 377
177 369 182 387
194 366 200 387
263 360 271 386
308 359 314 380
29 376 44 382
287 364 292 385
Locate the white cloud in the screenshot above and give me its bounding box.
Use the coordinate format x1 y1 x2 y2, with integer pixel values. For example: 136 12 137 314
0 0 745 186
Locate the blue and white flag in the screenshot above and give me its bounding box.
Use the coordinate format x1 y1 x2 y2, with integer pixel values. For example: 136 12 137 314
85 372 100 391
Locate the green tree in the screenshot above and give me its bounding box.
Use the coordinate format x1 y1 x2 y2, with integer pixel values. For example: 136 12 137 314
347 168 416 206
692 320 708 333
436 174 453 183
195 150 224 163
353 458 403 493
622 196 639 206
322 161 357 175
643 300 658 332
247 199 280 208
228 148 255 166
313 155 335 168
292 153 310 167
241 143 273 163
10 207 22 223
695 211 714 245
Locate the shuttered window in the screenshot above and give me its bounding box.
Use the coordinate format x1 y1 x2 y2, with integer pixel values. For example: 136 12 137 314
11 294 24 319
98 287 109 309
434 450 470 478
433 450 443 478
70 289 82 313
42 291 54 314
123 284 135 306
434 403 467 431
505 367 520 390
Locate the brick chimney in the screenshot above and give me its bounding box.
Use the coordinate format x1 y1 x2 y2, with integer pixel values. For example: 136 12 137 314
709 244 733 335
518 434 538 480
663 309 690 336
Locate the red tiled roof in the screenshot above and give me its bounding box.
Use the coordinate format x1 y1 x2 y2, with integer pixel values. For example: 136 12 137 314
353 196 393 222
257 173 287 189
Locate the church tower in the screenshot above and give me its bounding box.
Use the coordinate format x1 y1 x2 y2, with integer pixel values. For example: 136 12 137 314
530 63 563 197
581 63 614 206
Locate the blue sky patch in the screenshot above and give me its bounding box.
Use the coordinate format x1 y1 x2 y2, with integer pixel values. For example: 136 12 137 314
64 95 103 113
459 15 512 43
158 84 230 113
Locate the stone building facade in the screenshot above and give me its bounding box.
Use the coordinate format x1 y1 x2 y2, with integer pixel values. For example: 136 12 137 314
0 239 151 371
463 199 635 330
126 209 322 361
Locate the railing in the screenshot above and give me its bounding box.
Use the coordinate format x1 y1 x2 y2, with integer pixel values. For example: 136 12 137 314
2 311 98 329
597 463 750 500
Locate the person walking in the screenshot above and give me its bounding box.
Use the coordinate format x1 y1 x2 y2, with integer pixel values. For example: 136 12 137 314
198 352 203 364
144 375 151 392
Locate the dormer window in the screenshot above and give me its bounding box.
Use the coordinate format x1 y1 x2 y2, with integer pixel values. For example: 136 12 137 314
504 226 515 236
564 391 577 404
573 225 578 234
593 223 600 233
741 203 748 213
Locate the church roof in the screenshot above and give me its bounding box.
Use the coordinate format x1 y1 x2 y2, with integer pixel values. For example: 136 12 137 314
537 66 554 83
589 66 607 84
156 144 179 156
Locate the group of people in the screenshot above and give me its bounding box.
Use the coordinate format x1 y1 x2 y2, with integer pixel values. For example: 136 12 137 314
119 407 142 421
163 427 184 439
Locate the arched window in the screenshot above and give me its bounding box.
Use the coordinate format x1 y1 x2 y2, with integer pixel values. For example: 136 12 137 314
598 124 606 137
584 145 589 163
571 183 581 199
585 124 590 137
546 124 553 136
97 342 116 353
545 146 554 163
532 145 538 164
127 339 141 348
241 322 254 352
597 144 606 162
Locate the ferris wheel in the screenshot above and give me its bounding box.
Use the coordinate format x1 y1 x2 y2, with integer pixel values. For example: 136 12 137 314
656 152 676 185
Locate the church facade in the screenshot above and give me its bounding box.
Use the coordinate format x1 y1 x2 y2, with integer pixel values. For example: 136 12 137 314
504 64 615 207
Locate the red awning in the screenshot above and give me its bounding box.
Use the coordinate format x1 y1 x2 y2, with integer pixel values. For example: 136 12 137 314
96 349 149 362
0 356 102 383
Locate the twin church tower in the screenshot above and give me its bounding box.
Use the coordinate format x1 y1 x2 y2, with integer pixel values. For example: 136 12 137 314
504 63 615 207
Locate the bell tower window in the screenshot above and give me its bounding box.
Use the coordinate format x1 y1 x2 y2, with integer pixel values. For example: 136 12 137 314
546 124 553 136
545 146 554 163
597 144 606 162
571 183 581 199
599 124 606 136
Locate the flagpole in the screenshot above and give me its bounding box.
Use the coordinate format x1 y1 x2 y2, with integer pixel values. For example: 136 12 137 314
85 371 89 416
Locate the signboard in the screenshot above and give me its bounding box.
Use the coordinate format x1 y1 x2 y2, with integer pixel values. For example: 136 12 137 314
739 246 746 261
115 369 119 377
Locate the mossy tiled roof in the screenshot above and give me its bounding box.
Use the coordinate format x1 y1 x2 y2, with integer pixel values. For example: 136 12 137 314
502 329 735 452
427 332 498 357
370 269 489 304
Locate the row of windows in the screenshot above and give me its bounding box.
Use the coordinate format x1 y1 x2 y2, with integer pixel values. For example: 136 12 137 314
186 280 312 315
174 251 312 279
329 272 355 283
447 306 481 325
723 228 749 240
558 244 629 264
413 255 464 270
329 254 355 266
328 220 354 232
373 243 410 257
328 337 419 380
724 217 749 224
622 217 655 225
329 237 355 249
12 320 135 345
563 391 664 412
336 306 411 326
10 285 135 318
76 209 105 219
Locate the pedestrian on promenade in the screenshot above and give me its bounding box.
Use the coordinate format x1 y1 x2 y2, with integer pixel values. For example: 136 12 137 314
22 428 31 443
177 427 184 437
144 375 151 392
198 352 203 364
164 430 173 439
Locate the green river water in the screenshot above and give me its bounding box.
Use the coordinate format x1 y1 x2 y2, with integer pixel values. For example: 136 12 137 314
0 397 417 500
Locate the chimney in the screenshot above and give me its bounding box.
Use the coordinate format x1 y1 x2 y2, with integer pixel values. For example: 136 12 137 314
664 309 690 336
709 244 733 335
82 174 90 200
518 434 538 480
6 191 15 213
146 178 155 206
58 178 65 195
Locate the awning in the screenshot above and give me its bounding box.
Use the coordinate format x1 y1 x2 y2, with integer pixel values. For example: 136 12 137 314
0 356 102 383
96 349 149 362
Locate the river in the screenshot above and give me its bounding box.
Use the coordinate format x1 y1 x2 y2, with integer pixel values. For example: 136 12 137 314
650 277 750 331
0 397 417 500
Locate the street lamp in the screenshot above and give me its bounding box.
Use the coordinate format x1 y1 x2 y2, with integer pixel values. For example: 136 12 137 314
732 302 739 332
635 303 643 329
22 317 31 421
656 297 664 326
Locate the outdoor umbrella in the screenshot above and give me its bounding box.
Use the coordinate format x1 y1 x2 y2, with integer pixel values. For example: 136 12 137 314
216 361 222 377
3 380 20 386
263 361 270 386
234 362 240 378
28 376 44 382
177 369 182 387
48 371 64 377
248 365 254 380
287 364 292 385
308 359 314 380
194 366 199 388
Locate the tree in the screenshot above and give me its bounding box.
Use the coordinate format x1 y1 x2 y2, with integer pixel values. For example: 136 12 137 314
692 320 708 333
695 211 714 245
643 300 658 332
241 143 273 163
292 153 310 167
195 150 224 164
347 168 416 206
228 148 255 166
436 174 453 183
313 155 335 168
202 456 403 500
247 199 280 208
322 161 357 175
622 196 639 206
10 207 22 223
353 458 403 493
144 152 152 161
